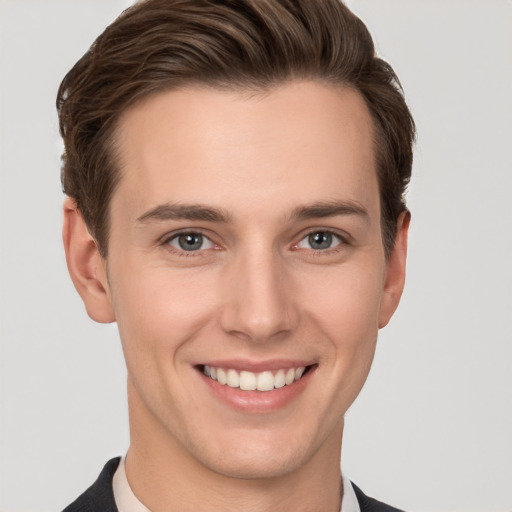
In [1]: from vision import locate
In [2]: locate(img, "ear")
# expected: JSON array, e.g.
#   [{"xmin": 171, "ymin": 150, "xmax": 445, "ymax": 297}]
[
  {"xmin": 378, "ymin": 210, "xmax": 410, "ymax": 329},
  {"xmin": 62, "ymin": 197, "xmax": 115, "ymax": 323}
]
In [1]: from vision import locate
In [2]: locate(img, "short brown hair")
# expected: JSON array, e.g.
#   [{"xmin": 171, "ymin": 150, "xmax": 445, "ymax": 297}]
[{"xmin": 57, "ymin": 0, "xmax": 415, "ymax": 257}]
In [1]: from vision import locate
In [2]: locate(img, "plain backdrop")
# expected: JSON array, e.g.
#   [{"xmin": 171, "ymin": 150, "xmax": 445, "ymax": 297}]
[{"xmin": 1, "ymin": 1, "xmax": 511, "ymax": 511}]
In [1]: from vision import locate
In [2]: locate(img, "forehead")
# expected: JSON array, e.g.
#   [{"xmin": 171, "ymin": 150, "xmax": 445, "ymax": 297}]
[{"xmin": 112, "ymin": 81, "xmax": 378, "ymax": 220}]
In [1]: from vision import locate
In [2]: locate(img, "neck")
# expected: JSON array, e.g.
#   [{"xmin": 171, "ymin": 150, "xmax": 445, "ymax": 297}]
[{"xmin": 125, "ymin": 380, "xmax": 344, "ymax": 512}]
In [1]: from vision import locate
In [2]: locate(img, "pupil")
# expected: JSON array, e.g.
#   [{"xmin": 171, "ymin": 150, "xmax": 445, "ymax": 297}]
[
  {"xmin": 309, "ymin": 232, "xmax": 332, "ymax": 250},
  {"xmin": 178, "ymin": 233, "xmax": 203, "ymax": 251}
]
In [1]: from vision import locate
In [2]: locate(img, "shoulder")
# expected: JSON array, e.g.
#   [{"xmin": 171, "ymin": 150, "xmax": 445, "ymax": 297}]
[
  {"xmin": 61, "ymin": 457, "xmax": 120, "ymax": 512},
  {"xmin": 352, "ymin": 482, "xmax": 406, "ymax": 512}
]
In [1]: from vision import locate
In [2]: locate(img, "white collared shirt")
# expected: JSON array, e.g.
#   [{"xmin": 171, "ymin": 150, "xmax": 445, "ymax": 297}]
[{"xmin": 113, "ymin": 456, "xmax": 361, "ymax": 512}]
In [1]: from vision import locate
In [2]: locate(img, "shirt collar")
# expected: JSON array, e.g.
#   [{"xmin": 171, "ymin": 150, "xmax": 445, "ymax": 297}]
[
  {"xmin": 112, "ymin": 456, "xmax": 150, "ymax": 512},
  {"xmin": 341, "ymin": 471, "xmax": 362, "ymax": 512}
]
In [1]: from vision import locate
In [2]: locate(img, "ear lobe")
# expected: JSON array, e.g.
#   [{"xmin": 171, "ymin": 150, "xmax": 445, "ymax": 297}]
[
  {"xmin": 378, "ymin": 210, "xmax": 410, "ymax": 329},
  {"xmin": 62, "ymin": 198, "xmax": 115, "ymax": 323}
]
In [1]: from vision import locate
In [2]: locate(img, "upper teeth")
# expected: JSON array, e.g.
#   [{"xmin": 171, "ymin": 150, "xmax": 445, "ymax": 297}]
[{"xmin": 203, "ymin": 366, "xmax": 306, "ymax": 392}]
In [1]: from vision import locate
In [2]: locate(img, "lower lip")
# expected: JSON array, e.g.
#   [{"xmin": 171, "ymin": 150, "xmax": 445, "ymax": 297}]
[{"xmin": 199, "ymin": 367, "xmax": 315, "ymax": 413}]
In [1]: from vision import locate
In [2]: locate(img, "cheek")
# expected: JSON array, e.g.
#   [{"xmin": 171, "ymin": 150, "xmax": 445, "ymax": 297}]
[
  {"xmin": 299, "ymin": 261, "xmax": 384, "ymax": 387},
  {"xmin": 109, "ymin": 262, "xmax": 222, "ymax": 356},
  {"xmin": 300, "ymin": 260, "xmax": 384, "ymax": 336}
]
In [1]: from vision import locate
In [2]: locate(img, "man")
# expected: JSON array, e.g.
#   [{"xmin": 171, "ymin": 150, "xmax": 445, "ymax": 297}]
[{"xmin": 58, "ymin": 0, "xmax": 415, "ymax": 510}]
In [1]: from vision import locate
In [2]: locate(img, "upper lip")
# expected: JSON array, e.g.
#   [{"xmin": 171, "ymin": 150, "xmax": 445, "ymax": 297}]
[{"xmin": 195, "ymin": 359, "xmax": 315, "ymax": 372}]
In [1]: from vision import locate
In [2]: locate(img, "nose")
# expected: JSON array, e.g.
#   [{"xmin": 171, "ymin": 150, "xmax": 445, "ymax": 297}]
[{"xmin": 219, "ymin": 249, "xmax": 299, "ymax": 343}]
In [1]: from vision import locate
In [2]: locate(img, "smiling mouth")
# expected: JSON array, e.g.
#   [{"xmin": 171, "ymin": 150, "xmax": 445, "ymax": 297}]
[{"xmin": 200, "ymin": 365, "xmax": 314, "ymax": 392}]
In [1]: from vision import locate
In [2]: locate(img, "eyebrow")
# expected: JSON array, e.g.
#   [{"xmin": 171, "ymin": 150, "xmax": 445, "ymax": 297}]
[
  {"xmin": 136, "ymin": 199, "xmax": 369, "ymax": 225},
  {"xmin": 136, "ymin": 203, "xmax": 232, "ymax": 224},
  {"xmin": 290, "ymin": 200, "xmax": 370, "ymax": 223}
]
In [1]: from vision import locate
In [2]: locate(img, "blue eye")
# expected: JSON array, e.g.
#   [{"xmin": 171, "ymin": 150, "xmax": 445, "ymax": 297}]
[
  {"xmin": 168, "ymin": 232, "xmax": 214, "ymax": 252},
  {"xmin": 297, "ymin": 231, "xmax": 342, "ymax": 250}
]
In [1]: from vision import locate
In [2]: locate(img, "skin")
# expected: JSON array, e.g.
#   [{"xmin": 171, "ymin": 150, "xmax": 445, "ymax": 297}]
[{"xmin": 63, "ymin": 81, "xmax": 409, "ymax": 512}]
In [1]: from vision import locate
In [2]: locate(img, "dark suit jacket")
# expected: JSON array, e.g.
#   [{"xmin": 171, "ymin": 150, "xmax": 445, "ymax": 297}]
[{"xmin": 62, "ymin": 458, "xmax": 404, "ymax": 512}]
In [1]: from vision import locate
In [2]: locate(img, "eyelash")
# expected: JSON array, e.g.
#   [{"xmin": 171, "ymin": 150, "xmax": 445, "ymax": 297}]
[
  {"xmin": 159, "ymin": 228, "xmax": 350, "ymax": 256},
  {"xmin": 293, "ymin": 230, "xmax": 346, "ymax": 252},
  {"xmin": 160, "ymin": 229, "xmax": 217, "ymax": 256}
]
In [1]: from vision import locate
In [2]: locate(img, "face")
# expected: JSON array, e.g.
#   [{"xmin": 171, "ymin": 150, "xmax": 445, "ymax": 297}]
[{"xmin": 68, "ymin": 81, "xmax": 407, "ymax": 480}]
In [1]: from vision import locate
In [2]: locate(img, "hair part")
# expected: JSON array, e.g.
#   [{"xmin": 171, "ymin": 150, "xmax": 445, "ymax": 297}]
[{"xmin": 57, "ymin": 0, "xmax": 415, "ymax": 258}]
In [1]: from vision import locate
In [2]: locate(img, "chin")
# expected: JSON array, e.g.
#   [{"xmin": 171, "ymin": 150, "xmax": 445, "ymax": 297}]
[
  {"xmin": 185, "ymin": 424, "xmax": 323, "ymax": 481},
  {"xmin": 201, "ymin": 445, "xmax": 307, "ymax": 480}
]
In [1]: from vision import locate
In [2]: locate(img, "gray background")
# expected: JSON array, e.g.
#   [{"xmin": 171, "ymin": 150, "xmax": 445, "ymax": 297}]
[{"xmin": 1, "ymin": 1, "xmax": 511, "ymax": 511}]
